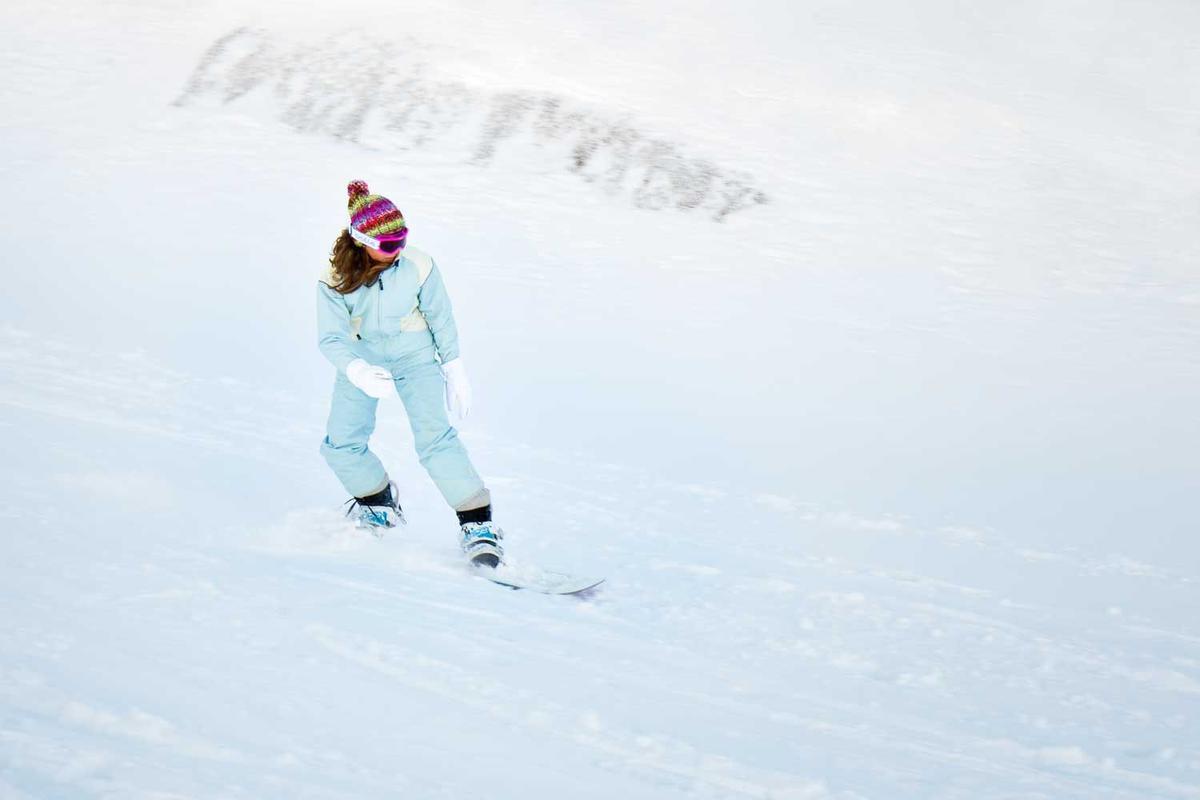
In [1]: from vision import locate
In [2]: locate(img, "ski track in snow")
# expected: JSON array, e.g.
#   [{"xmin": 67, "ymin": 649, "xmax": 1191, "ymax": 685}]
[
  {"xmin": 1, "ymin": 332, "xmax": 1198, "ymax": 798},
  {"xmin": 173, "ymin": 27, "xmax": 771, "ymax": 223}
]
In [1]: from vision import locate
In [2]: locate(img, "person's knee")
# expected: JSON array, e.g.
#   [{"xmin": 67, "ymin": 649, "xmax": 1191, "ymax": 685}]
[
  {"xmin": 414, "ymin": 426, "xmax": 457, "ymax": 464},
  {"xmin": 326, "ymin": 396, "xmax": 379, "ymax": 443},
  {"xmin": 322, "ymin": 435, "xmax": 369, "ymax": 457}
]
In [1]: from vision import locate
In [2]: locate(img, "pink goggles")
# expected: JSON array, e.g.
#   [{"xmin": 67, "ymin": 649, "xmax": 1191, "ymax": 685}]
[{"xmin": 349, "ymin": 225, "xmax": 408, "ymax": 254}]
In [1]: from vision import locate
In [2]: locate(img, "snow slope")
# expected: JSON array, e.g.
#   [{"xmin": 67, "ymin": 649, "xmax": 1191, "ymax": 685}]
[{"xmin": 1, "ymin": 0, "xmax": 1198, "ymax": 797}]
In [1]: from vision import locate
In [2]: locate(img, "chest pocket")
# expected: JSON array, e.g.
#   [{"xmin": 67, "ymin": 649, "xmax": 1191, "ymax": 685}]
[
  {"xmin": 377, "ymin": 250, "xmax": 437, "ymax": 334},
  {"xmin": 379, "ymin": 263, "xmax": 420, "ymax": 323},
  {"xmin": 400, "ymin": 251, "xmax": 436, "ymax": 332}
]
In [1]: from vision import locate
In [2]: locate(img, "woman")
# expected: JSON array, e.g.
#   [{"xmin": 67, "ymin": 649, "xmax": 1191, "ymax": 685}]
[{"xmin": 316, "ymin": 180, "xmax": 502, "ymax": 568}]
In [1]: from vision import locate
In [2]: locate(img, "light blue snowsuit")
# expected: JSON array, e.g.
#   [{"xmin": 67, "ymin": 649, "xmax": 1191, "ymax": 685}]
[{"xmin": 316, "ymin": 245, "xmax": 489, "ymax": 512}]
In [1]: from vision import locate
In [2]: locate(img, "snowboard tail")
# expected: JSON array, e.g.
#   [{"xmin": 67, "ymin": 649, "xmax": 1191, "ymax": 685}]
[{"xmin": 475, "ymin": 564, "xmax": 605, "ymax": 596}]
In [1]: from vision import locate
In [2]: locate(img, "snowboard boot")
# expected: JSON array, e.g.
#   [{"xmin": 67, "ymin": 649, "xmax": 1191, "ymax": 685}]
[
  {"xmin": 457, "ymin": 505, "xmax": 504, "ymax": 568},
  {"xmin": 344, "ymin": 480, "xmax": 405, "ymax": 531}
]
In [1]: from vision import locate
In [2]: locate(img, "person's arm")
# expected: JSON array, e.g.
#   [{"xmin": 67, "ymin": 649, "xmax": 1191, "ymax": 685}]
[
  {"xmin": 417, "ymin": 260, "xmax": 461, "ymax": 364},
  {"xmin": 316, "ymin": 281, "xmax": 362, "ymax": 374}
]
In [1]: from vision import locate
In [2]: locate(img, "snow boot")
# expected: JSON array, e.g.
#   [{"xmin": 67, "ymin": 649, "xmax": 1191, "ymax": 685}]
[
  {"xmin": 457, "ymin": 505, "xmax": 503, "ymax": 568},
  {"xmin": 344, "ymin": 480, "xmax": 405, "ymax": 531}
]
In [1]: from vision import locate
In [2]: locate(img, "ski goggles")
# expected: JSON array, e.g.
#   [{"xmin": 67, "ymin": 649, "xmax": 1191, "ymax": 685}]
[{"xmin": 349, "ymin": 225, "xmax": 408, "ymax": 253}]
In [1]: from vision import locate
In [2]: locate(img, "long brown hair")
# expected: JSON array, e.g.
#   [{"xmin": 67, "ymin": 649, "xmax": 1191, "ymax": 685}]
[{"xmin": 327, "ymin": 229, "xmax": 389, "ymax": 294}]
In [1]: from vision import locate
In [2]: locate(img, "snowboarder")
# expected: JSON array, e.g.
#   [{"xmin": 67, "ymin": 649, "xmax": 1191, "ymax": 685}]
[{"xmin": 316, "ymin": 180, "xmax": 502, "ymax": 568}]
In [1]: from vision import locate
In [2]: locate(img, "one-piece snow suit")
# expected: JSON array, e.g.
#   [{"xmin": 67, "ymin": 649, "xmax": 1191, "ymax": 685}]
[{"xmin": 316, "ymin": 245, "xmax": 489, "ymax": 512}]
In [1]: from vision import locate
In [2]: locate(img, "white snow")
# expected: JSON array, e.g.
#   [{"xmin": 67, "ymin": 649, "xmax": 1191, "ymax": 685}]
[{"xmin": 2, "ymin": 0, "xmax": 1198, "ymax": 797}]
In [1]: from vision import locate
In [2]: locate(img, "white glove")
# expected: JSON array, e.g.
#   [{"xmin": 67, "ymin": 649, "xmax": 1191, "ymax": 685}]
[
  {"xmin": 441, "ymin": 358, "xmax": 472, "ymax": 421},
  {"xmin": 346, "ymin": 358, "xmax": 394, "ymax": 399}
]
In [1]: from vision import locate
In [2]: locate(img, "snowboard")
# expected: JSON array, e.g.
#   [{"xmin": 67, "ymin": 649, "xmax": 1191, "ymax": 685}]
[{"xmin": 474, "ymin": 563, "xmax": 605, "ymax": 596}]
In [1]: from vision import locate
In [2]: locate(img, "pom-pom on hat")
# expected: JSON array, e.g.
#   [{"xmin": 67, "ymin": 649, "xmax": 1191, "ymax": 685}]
[{"xmin": 346, "ymin": 180, "xmax": 406, "ymax": 239}]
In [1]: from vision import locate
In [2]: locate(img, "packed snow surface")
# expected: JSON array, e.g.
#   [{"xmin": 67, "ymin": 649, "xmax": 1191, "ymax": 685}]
[{"xmin": 2, "ymin": 0, "xmax": 1198, "ymax": 797}]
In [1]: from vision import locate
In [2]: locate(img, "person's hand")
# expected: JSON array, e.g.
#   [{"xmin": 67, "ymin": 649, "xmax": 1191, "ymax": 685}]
[
  {"xmin": 441, "ymin": 358, "xmax": 472, "ymax": 421},
  {"xmin": 346, "ymin": 358, "xmax": 394, "ymax": 399}
]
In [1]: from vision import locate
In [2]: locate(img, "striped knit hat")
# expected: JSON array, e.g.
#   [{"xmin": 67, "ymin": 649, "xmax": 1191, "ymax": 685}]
[{"xmin": 346, "ymin": 180, "xmax": 405, "ymax": 239}]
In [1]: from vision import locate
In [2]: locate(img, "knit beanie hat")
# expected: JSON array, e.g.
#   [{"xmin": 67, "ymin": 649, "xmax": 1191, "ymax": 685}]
[{"xmin": 346, "ymin": 180, "xmax": 406, "ymax": 238}]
